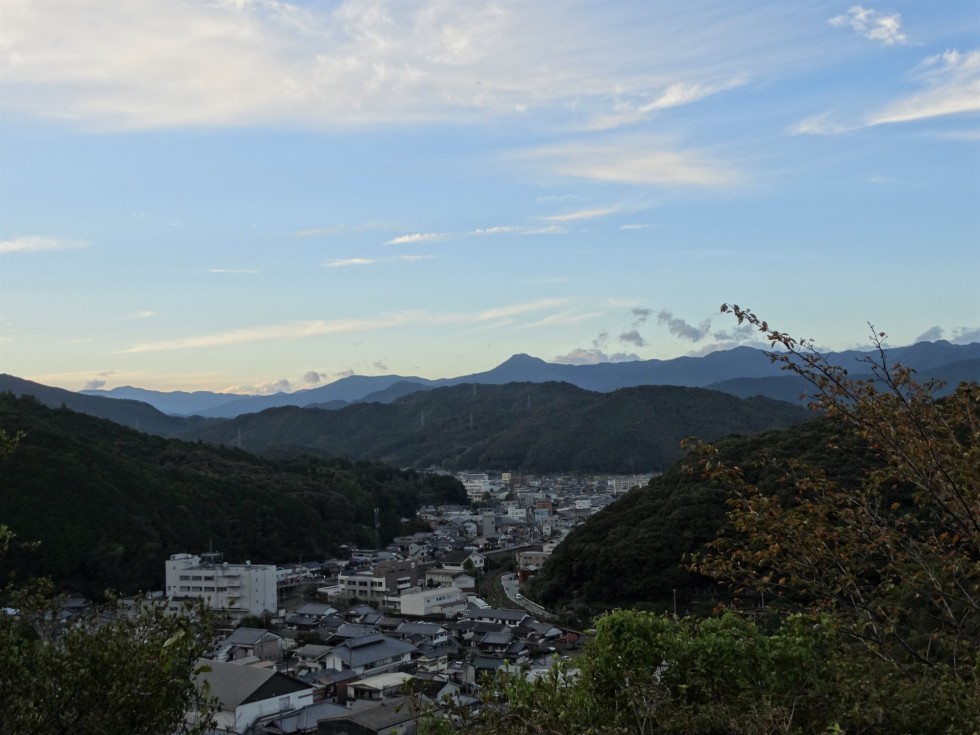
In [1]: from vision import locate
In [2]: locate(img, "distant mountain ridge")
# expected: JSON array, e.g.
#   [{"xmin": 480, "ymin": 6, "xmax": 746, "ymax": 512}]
[
  {"xmin": 180, "ymin": 381, "xmax": 809, "ymax": 473},
  {"xmin": 78, "ymin": 340, "xmax": 980, "ymax": 418}
]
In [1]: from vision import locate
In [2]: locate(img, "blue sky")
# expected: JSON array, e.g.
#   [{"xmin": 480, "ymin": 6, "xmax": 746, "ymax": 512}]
[{"xmin": 1, "ymin": 1, "xmax": 978, "ymax": 394}]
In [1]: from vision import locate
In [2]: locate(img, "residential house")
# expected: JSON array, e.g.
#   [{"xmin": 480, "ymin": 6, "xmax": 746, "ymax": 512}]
[
  {"xmin": 194, "ymin": 659, "xmax": 316, "ymax": 734},
  {"xmin": 322, "ymin": 633, "xmax": 416, "ymax": 676},
  {"xmin": 215, "ymin": 628, "xmax": 285, "ymax": 662}
]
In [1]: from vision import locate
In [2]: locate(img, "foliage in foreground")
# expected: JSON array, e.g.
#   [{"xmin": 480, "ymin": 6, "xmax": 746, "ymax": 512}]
[
  {"xmin": 424, "ymin": 608, "xmax": 976, "ymax": 735},
  {"xmin": 0, "ymin": 526, "xmax": 218, "ymax": 735}
]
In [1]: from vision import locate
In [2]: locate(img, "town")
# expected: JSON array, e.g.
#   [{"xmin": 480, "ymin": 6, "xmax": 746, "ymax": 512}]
[{"xmin": 53, "ymin": 471, "xmax": 655, "ymax": 734}]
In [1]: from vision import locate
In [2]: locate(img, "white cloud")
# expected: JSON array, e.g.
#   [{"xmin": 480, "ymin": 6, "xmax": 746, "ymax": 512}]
[
  {"xmin": 323, "ymin": 257, "xmax": 375, "ymax": 267},
  {"xmin": 519, "ymin": 310, "xmax": 606, "ymax": 329},
  {"xmin": 793, "ymin": 49, "xmax": 980, "ymax": 135},
  {"xmin": 0, "ymin": 1, "xmax": 815, "ymax": 132},
  {"xmin": 0, "ymin": 236, "xmax": 88, "ymax": 254},
  {"xmin": 223, "ymin": 378, "xmax": 293, "ymax": 395},
  {"xmin": 517, "ymin": 139, "xmax": 736, "ymax": 187},
  {"xmin": 619, "ymin": 223, "xmax": 651, "ymax": 230},
  {"xmin": 786, "ymin": 112, "xmax": 854, "ymax": 136},
  {"xmin": 553, "ymin": 348, "xmax": 639, "ymax": 365},
  {"xmin": 386, "ymin": 232, "xmax": 446, "ymax": 245},
  {"xmin": 586, "ymin": 75, "xmax": 747, "ymax": 131},
  {"xmin": 914, "ymin": 326, "xmax": 944, "ymax": 342},
  {"xmin": 829, "ymin": 6, "xmax": 908, "ymax": 46},
  {"xmin": 951, "ymin": 326, "xmax": 980, "ymax": 344},
  {"xmin": 386, "ymin": 224, "xmax": 564, "ymax": 245},
  {"xmin": 866, "ymin": 50, "xmax": 980, "ymax": 126},
  {"xmin": 121, "ymin": 298, "xmax": 570, "ymax": 352},
  {"xmin": 541, "ymin": 206, "xmax": 619, "ymax": 222}
]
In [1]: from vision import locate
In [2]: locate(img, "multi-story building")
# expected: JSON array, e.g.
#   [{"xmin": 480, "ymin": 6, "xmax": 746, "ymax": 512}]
[
  {"xmin": 336, "ymin": 560, "xmax": 422, "ymax": 607},
  {"xmin": 165, "ymin": 552, "xmax": 277, "ymax": 620}
]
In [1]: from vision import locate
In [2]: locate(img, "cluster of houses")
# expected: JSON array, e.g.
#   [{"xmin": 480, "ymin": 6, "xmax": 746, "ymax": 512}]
[{"xmin": 194, "ymin": 598, "xmax": 582, "ymax": 734}]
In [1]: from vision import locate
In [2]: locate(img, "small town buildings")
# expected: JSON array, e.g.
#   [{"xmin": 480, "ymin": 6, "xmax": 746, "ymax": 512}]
[
  {"xmin": 397, "ymin": 586, "xmax": 467, "ymax": 617},
  {"xmin": 195, "ymin": 659, "xmax": 316, "ymax": 734},
  {"xmin": 322, "ymin": 633, "xmax": 416, "ymax": 676},
  {"xmin": 215, "ymin": 628, "xmax": 285, "ymax": 662},
  {"xmin": 166, "ymin": 552, "xmax": 277, "ymax": 620}
]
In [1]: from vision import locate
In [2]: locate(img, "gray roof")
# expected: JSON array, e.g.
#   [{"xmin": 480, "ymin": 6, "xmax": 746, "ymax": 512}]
[
  {"xmin": 396, "ymin": 621, "xmax": 445, "ymax": 637},
  {"xmin": 294, "ymin": 644, "xmax": 332, "ymax": 660},
  {"xmin": 223, "ymin": 627, "xmax": 280, "ymax": 646},
  {"xmin": 335, "ymin": 622, "xmax": 378, "ymax": 639},
  {"xmin": 330, "ymin": 634, "xmax": 417, "ymax": 669},
  {"xmin": 196, "ymin": 659, "xmax": 309, "ymax": 710},
  {"xmin": 267, "ymin": 700, "xmax": 350, "ymax": 733},
  {"xmin": 471, "ymin": 608, "xmax": 531, "ymax": 623},
  {"xmin": 295, "ymin": 602, "xmax": 337, "ymax": 617},
  {"xmin": 480, "ymin": 630, "xmax": 514, "ymax": 646}
]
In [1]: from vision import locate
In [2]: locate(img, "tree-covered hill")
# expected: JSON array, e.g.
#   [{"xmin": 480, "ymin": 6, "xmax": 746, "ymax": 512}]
[
  {"xmin": 526, "ymin": 416, "xmax": 876, "ymax": 613},
  {"xmin": 182, "ymin": 381, "xmax": 809, "ymax": 473},
  {"xmin": 0, "ymin": 393, "xmax": 464, "ymax": 596},
  {"xmin": 0, "ymin": 373, "xmax": 216, "ymax": 436}
]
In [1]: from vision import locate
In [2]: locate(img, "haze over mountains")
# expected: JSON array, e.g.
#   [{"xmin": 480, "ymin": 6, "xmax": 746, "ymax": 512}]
[{"xmin": 79, "ymin": 341, "xmax": 980, "ymax": 418}]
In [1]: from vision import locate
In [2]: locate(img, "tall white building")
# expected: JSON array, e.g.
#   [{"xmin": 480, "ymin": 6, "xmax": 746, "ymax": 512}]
[{"xmin": 165, "ymin": 552, "xmax": 277, "ymax": 619}]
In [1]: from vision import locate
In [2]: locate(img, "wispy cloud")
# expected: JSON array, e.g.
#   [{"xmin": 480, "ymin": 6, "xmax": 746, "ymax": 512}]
[
  {"xmin": 619, "ymin": 223, "xmax": 652, "ymax": 231},
  {"xmin": 786, "ymin": 112, "xmax": 854, "ymax": 136},
  {"xmin": 866, "ymin": 50, "xmax": 980, "ymax": 126},
  {"xmin": 386, "ymin": 232, "xmax": 447, "ymax": 245},
  {"xmin": 541, "ymin": 206, "xmax": 619, "ymax": 222},
  {"xmin": 121, "ymin": 299, "xmax": 571, "ymax": 353},
  {"xmin": 519, "ymin": 309, "xmax": 606, "ymax": 329},
  {"xmin": 586, "ymin": 75, "xmax": 748, "ymax": 131},
  {"xmin": 792, "ymin": 49, "xmax": 980, "ymax": 135},
  {"xmin": 323, "ymin": 258, "xmax": 375, "ymax": 268},
  {"xmin": 553, "ymin": 330, "xmax": 639, "ymax": 365},
  {"xmin": 0, "ymin": 236, "xmax": 88, "ymax": 254},
  {"xmin": 0, "ymin": 2, "xmax": 817, "ymax": 132},
  {"xmin": 829, "ymin": 6, "xmax": 908, "ymax": 46},
  {"xmin": 386, "ymin": 224, "xmax": 564, "ymax": 245},
  {"xmin": 516, "ymin": 138, "xmax": 737, "ymax": 187}
]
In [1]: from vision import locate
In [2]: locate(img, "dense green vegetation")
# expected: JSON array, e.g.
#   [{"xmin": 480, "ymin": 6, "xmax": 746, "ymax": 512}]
[
  {"xmin": 184, "ymin": 381, "xmax": 807, "ymax": 473},
  {"xmin": 0, "ymin": 393, "xmax": 464, "ymax": 595},
  {"xmin": 527, "ymin": 416, "xmax": 876, "ymax": 613},
  {"xmin": 433, "ymin": 607, "xmax": 977, "ymax": 734}
]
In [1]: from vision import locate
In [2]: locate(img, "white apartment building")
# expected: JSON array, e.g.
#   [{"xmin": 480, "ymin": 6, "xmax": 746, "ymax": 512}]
[
  {"xmin": 608, "ymin": 474, "xmax": 653, "ymax": 494},
  {"xmin": 398, "ymin": 586, "xmax": 467, "ymax": 617},
  {"xmin": 165, "ymin": 552, "xmax": 277, "ymax": 619}
]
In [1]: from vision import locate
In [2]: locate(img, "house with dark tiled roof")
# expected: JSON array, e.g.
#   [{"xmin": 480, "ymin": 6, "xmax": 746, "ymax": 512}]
[
  {"xmin": 215, "ymin": 627, "xmax": 285, "ymax": 662},
  {"xmin": 194, "ymin": 659, "xmax": 315, "ymax": 734},
  {"xmin": 316, "ymin": 696, "xmax": 417, "ymax": 735},
  {"xmin": 322, "ymin": 633, "xmax": 416, "ymax": 676},
  {"xmin": 292, "ymin": 643, "xmax": 332, "ymax": 673}
]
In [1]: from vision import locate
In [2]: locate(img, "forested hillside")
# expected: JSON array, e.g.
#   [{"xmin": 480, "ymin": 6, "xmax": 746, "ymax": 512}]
[
  {"xmin": 183, "ymin": 381, "xmax": 808, "ymax": 473},
  {"xmin": 526, "ymin": 417, "xmax": 877, "ymax": 613},
  {"xmin": 0, "ymin": 393, "xmax": 464, "ymax": 596}
]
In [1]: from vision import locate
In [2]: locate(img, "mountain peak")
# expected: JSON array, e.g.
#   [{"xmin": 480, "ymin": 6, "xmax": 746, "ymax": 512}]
[{"xmin": 498, "ymin": 353, "xmax": 547, "ymax": 367}]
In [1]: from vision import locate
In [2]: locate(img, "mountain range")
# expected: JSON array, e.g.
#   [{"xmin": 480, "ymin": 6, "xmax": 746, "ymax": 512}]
[{"xmin": 79, "ymin": 341, "xmax": 980, "ymax": 418}]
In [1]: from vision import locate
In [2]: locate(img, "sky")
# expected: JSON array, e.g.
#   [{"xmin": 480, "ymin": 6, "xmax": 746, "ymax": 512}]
[{"xmin": 1, "ymin": 1, "xmax": 978, "ymax": 395}]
